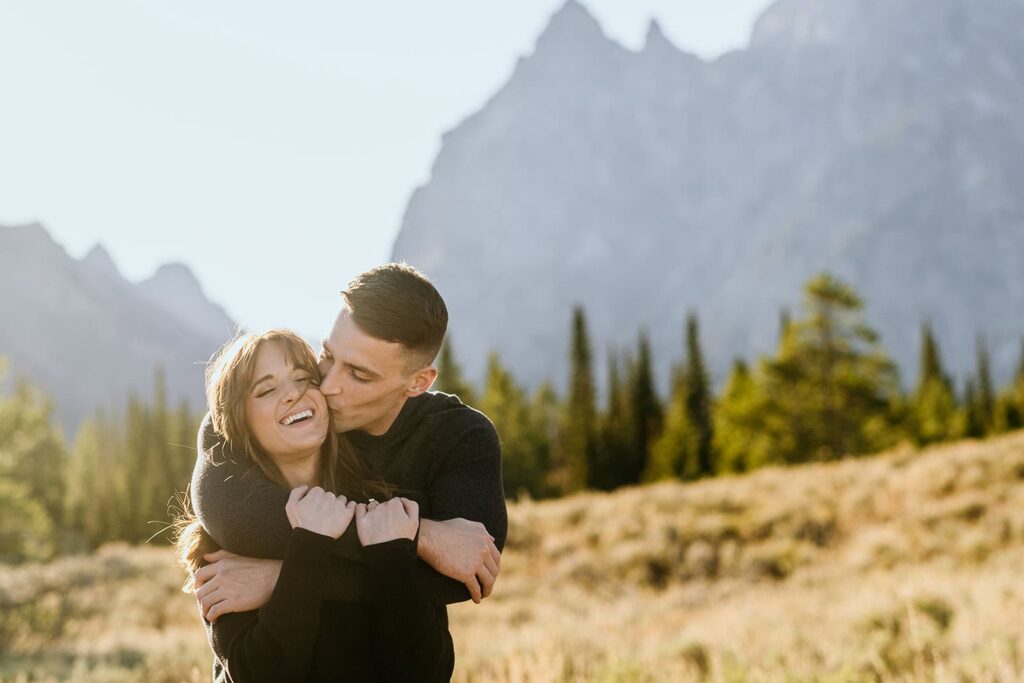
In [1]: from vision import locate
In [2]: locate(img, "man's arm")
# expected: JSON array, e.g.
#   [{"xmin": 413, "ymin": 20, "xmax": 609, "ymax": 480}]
[
  {"xmin": 327, "ymin": 417, "xmax": 508, "ymax": 605},
  {"xmin": 192, "ymin": 412, "xmax": 505, "ymax": 609}
]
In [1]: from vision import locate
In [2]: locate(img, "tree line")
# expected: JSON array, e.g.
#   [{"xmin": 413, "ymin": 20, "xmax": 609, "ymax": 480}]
[
  {"xmin": 436, "ymin": 272, "xmax": 1024, "ymax": 499},
  {"xmin": 0, "ymin": 367, "xmax": 200, "ymax": 561},
  {"xmin": 1, "ymin": 271, "xmax": 1023, "ymax": 561}
]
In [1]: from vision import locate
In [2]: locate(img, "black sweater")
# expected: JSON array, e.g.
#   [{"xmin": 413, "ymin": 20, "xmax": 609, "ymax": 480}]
[
  {"xmin": 190, "ymin": 392, "xmax": 508, "ymax": 675},
  {"xmin": 206, "ymin": 528, "xmax": 453, "ymax": 682}
]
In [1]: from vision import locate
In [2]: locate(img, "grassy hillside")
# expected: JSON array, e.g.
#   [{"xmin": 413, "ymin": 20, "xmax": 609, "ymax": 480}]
[{"xmin": 2, "ymin": 432, "xmax": 1023, "ymax": 682}]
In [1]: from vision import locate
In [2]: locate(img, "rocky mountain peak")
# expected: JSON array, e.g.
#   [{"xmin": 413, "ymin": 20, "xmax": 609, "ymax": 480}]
[{"xmin": 81, "ymin": 244, "xmax": 123, "ymax": 281}]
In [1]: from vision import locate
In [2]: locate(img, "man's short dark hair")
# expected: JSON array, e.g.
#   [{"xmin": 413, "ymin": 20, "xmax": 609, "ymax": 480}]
[{"xmin": 341, "ymin": 263, "xmax": 448, "ymax": 371}]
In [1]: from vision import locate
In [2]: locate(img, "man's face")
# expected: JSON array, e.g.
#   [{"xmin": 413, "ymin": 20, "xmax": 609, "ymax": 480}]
[{"xmin": 317, "ymin": 307, "xmax": 434, "ymax": 435}]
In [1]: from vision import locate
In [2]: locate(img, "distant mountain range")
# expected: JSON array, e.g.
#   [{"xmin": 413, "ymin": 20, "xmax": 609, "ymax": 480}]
[
  {"xmin": 392, "ymin": 0, "xmax": 1024, "ymax": 394},
  {"xmin": 0, "ymin": 223, "xmax": 236, "ymax": 433}
]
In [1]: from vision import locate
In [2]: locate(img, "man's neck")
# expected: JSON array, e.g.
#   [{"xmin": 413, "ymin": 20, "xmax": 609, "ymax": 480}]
[{"xmin": 359, "ymin": 396, "xmax": 410, "ymax": 437}]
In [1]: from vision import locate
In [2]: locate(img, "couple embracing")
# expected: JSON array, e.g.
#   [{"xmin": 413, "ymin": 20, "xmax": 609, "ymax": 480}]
[{"xmin": 176, "ymin": 263, "xmax": 508, "ymax": 681}]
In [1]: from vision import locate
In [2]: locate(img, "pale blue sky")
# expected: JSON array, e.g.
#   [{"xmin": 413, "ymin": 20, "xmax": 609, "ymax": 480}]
[{"xmin": 1, "ymin": 0, "xmax": 773, "ymax": 338}]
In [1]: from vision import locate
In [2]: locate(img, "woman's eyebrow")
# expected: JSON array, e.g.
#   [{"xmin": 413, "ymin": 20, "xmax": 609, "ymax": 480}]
[{"xmin": 250, "ymin": 374, "xmax": 274, "ymax": 390}]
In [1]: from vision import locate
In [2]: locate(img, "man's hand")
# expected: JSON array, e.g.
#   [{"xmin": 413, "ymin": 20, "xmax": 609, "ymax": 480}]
[
  {"xmin": 192, "ymin": 550, "xmax": 283, "ymax": 623},
  {"xmin": 417, "ymin": 518, "xmax": 501, "ymax": 604}
]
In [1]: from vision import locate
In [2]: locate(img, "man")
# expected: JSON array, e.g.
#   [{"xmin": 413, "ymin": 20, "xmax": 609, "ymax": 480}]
[{"xmin": 190, "ymin": 263, "xmax": 507, "ymax": 678}]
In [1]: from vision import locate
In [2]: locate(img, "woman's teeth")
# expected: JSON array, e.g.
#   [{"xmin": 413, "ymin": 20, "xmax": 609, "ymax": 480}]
[{"xmin": 281, "ymin": 409, "xmax": 314, "ymax": 426}]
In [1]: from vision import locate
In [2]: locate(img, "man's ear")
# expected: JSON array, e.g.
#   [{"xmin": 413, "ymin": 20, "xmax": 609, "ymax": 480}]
[{"xmin": 406, "ymin": 366, "xmax": 438, "ymax": 397}]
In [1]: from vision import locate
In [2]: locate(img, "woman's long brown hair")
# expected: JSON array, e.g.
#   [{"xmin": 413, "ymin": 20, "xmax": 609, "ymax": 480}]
[{"xmin": 175, "ymin": 329, "xmax": 391, "ymax": 591}]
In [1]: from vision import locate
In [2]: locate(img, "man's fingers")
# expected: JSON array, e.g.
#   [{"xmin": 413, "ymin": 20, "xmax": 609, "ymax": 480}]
[
  {"xmin": 483, "ymin": 551, "xmax": 499, "ymax": 579},
  {"xmin": 487, "ymin": 541, "xmax": 501, "ymax": 568},
  {"xmin": 206, "ymin": 599, "xmax": 230, "ymax": 623},
  {"xmin": 355, "ymin": 503, "xmax": 367, "ymax": 521},
  {"xmin": 203, "ymin": 549, "xmax": 236, "ymax": 563},
  {"xmin": 465, "ymin": 576, "xmax": 483, "ymax": 604},
  {"xmin": 477, "ymin": 565, "xmax": 496, "ymax": 600},
  {"xmin": 195, "ymin": 578, "xmax": 219, "ymax": 601},
  {"xmin": 199, "ymin": 588, "xmax": 224, "ymax": 616},
  {"xmin": 193, "ymin": 563, "xmax": 218, "ymax": 589}
]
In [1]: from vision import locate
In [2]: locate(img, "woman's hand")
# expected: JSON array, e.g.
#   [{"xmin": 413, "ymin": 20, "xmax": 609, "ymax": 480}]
[
  {"xmin": 285, "ymin": 485, "xmax": 356, "ymax": 539},
  {"xmin": 355, "ymin": 497, "xmax": 420, "ymax": 546}
]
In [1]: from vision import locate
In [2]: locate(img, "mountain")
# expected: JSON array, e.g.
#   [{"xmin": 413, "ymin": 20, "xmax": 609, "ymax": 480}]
[
  {"xmin": 0, "ymin": 223, "xmax": 237, "ymax": 432},
  {"xmin": 392, "ymin": 0, "xmax": 1024, "ymax": 394}
]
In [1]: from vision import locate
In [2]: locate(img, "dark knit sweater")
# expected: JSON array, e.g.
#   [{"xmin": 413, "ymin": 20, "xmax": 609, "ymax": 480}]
[
  {"xmin": 190, "ymin": 391, "xmax": 508, "ymax": 676},
  {"xmin": 206, "ymin": 528, "xmax": 454, "ymax": 682}
]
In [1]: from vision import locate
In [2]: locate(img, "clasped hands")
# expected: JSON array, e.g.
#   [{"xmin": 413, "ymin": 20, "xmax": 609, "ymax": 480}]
[{"xmin": 193, "ymin": 487, "xmax": 501, "ymax": 621}]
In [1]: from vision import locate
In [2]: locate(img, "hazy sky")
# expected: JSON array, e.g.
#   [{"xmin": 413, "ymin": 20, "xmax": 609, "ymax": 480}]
[{"xmin": 1, "ymin": 0, "xmax": 773, "ymax": 339}]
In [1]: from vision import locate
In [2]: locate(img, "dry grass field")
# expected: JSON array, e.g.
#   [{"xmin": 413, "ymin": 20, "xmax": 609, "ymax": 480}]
[{"xmin": 2, "ymin": 432, "xmax": 1023, "ymax": 682}]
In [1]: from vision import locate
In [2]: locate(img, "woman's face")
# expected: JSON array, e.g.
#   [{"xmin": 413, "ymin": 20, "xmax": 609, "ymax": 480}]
[{"xmin": 243, "ymin": 340, "xmax": 329, "ymax": 463}]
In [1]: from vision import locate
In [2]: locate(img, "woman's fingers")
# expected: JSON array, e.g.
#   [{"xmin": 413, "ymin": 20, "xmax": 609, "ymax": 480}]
[
  {"xmin": 399, "ymin": 497, "xmax": 419, "ymax": 520},
  {"xmin": 288, "ymin": 485, "xmax": 309, "ymax": 504},
  {"xmin": 354, "ymin": 502, "xmax": 367, "ymax": 521}
]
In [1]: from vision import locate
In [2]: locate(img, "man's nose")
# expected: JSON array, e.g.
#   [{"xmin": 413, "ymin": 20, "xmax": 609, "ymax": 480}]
[{"xmin": 320, "ymin": 367, "xmax": 341, "ymax": 396}]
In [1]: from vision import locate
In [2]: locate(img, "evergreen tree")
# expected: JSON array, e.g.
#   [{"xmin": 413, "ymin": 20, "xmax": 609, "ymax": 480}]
[
  {"xmin": 974, "ymin": 336, "xmax": 995, "ymax": 435},
  {"xmin": 627, "ymin": 332, "xmax": 662, "ymax": 484},
  {"xmin": 0, "ymin": 365, "xmax": 62, "ymax": 560},
  {"xmin": 754, "ymin": 273, "xmax": 901, "ymax": 463},
  {"xmin": 911, "ymin": 322, "xmax": 960, "ymax": 444},
  {"xmin": 562, "ymin": 307, "xmax": 597, "ymax": 493},
  {"xmin": 682, "ymin": 313, "xmax": 715, "ymax": 477},
  {"xmin": 593, "ymin": 353, "xmax": 633, "ymax": 491},
  {"xmin": 646, "ymin": 313, "xmax": 714, "ymax": 481},
  {"xmin": 712, "ymin": 359, "xmax": 770, "ymax": 473},
  {"xmin": 526, "ymin": 381, "xmax": 558, "ymax": 499},
  {"xmin": 435, "ymin": 340, "xmax": 478, "ymax": 407},
  {"xmin": 963, "ymin": 378, "xmax": 985, "ymax": 438},
  {"xmin": 0, "ymin": 376, "xmax": 66, "ymax": 532},
  {"xmin": 645, "ymin": 386, "xmax": 693, "ymax": 481},
  {"xmin": 480, "ymin": 353, "xmax": 545, "ymax": 499},
  {"xmin": 1001, "ymin": 340, "xmax": 1024, "ymax": 431}
]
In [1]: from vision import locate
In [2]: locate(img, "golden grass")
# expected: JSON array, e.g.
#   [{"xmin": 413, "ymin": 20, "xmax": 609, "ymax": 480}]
[{"xmin": 2, "ymin": 432, "xmax": 1023, "ymax": 682}]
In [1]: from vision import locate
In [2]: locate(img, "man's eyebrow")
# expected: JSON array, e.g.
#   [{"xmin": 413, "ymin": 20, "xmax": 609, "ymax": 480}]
[{"xmin": 342, "ymin": 361, "xmax": 381, "ymax": 378}]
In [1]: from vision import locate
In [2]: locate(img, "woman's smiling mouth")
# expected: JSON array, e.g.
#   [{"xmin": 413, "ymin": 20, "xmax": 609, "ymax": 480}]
[{"xmin": 280, "ymin": 408, "xmax": 314, "ymax": 426}]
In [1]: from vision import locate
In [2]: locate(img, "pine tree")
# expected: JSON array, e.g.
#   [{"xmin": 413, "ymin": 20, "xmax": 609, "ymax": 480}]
[
  {"xmin": 974, "ymin": 336, "xmax": 995, "ymax": 435},
  {"xmin": 1002, "ymin": 340, "xmax": 1024, "ymax": 431},
  {"xmin": 682, "ymin": 313, "xmax": 715, "ymax": 477},
  {"xmin": 593, "ymin": 353, "xmax": 633, "ymax": 490},
  {"xmin": 435, "ymin": 340, "xmax": 479, "ymax": 407},
  {"xmin": 480, "ymin": 353, "xmax": 544, "ymax": 499},
  {"xmin": 911, "ymin": 322, "xmax": 959, "ymax": 444},
  {"xmin": 0, "ymin": 377, "xmax": 66, "ymax": 532},
  {"xmin": 712, "ymin": 359, "xmax": 771, "ymax": 473},
  {"xmin": 562, "ymin": 306, "xmax": 597, "ymax": 493},
  {"xmin": 627, "ymin": 332, "xmax": 662, "ymax": 484},
  {"xmin": 0, "ymin": 366, "xmax": 62, "ymax": 560},
  {"xmin": 754, "ymin": 273, "xmax": 901, "ymax": 463},
  {"xmin": 963, "ymin": 378, "xmax": 985, "ymax": 438}
]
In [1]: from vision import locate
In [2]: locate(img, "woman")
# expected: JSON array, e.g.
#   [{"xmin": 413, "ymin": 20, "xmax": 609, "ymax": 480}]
[{"xmin": 176, "ymin": 329, "xmax": 452, "ymax": 681}]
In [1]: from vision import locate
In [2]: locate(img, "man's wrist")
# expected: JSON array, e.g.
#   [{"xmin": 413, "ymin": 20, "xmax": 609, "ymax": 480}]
[{"xmin": 416, "ymin": 518, "xmax": 439, "ymax": 563}]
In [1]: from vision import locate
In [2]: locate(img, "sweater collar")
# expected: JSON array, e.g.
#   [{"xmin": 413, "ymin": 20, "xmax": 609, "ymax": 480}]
[{"xmin": 345, "ymin": 392, "xmax": 432, "ymax": 454}]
